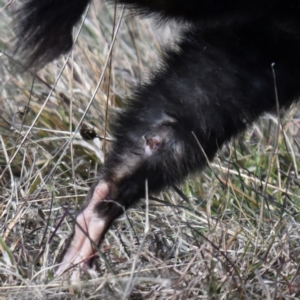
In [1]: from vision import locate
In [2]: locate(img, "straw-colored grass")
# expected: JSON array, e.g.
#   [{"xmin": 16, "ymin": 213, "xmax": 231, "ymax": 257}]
[{"xmin": 1, "ymin": 1, "xmax": 300, "ymax": 299}]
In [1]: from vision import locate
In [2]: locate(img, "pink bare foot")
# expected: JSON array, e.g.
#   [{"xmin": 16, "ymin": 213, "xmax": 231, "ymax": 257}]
[{"xmin": 55, "ymin": 181, "xmax": 118, "ymax": 279}]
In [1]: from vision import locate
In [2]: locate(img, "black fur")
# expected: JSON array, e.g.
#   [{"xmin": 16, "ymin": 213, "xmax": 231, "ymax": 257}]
[
  {"xmin": 16, "ymin": 0, "xmax": 300, "ymax": 261},
  {"xmin": 16, "ymin": 0, "xmax": 90, "ymax": 68}
]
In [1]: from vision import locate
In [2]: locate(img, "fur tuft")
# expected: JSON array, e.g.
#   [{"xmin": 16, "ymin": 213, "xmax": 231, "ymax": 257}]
[{"xmin": 15, "ymin": 0, "xmax": 91, "ymax": 69}]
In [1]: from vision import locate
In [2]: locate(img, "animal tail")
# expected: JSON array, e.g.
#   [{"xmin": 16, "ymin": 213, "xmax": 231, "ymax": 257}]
[{"xmin": 15, "ymin": 0, "xmax": 91, "ymax": 69}]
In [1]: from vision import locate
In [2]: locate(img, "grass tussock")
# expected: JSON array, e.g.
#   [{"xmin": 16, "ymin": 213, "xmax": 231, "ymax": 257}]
[{"xmin": 1, "ymin": 1, "xmax": 300, "ymax": 299}]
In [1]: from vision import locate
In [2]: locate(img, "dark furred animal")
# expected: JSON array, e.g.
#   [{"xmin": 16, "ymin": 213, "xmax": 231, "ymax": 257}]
[{"xmin": 17, "ymin": 0, "xmax": 300, "ymax": 277}]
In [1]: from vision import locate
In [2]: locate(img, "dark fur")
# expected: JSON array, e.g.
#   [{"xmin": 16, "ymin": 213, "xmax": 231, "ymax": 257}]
[{"xmin": 16, "ymin": 0, "xmax": 300, "ymax": 261}]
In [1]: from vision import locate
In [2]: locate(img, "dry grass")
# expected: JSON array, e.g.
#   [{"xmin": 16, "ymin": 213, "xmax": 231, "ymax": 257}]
[{"xmin": 1, "ymin": 1, "xmax": 300, "ymax": 299}]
